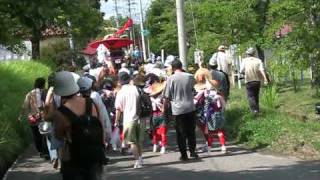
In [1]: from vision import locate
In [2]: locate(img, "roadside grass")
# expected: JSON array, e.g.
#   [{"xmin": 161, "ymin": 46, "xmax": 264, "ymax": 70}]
[
  {"xmin": 277, "ymin": 84, "xmax": 320, "ymax": 121},
  {"xmin": 225, "ymin": 85, "xmax": 320, "ymax": 160},
  {"xmin": 0, "ymin": 61, "xmax": 51, "ymax": 177}
]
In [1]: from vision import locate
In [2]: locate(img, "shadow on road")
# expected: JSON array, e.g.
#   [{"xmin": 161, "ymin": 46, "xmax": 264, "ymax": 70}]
[{"xmin": 106, "ymin": 160, "xmax": 320, "ymax": 180}]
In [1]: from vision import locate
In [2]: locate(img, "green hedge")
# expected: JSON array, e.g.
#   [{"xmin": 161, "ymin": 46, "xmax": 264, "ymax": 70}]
[{"xmin": 0, "ymin": 61, "xmax": 51, "ymax": 177}]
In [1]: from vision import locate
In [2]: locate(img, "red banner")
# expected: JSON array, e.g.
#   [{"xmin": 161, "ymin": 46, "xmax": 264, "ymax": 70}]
[{"xmin": 114, "ymin": 18, "xmax": 133, "ymax": 36}]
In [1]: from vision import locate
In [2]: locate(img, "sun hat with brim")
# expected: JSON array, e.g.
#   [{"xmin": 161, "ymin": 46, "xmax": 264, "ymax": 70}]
[
  {"xmin": 53, "ymin": 71, "xmax": 80, "ymax": 96},
  {"xmin": 149, "ymin": 81, "xmax": 166, "ymax": 96},
  {"xmin": 218, "ymin": 45, "xmax": 226, "ymax": 51},
  {"xmin": 246, "ymin": 47, "xmax": 256, "ymax": 55},
  {"xmin": 118, "ymin": 71, "xmax": 131, "ymax": 85},
  {"xmin": 77, "ymin": 77, "xmax": 93, "ymax": 92}
]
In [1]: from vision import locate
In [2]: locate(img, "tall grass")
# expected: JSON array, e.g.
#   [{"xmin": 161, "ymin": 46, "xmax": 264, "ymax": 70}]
[
  {"xmin": 261, "ymin": 85, "xmax": 279, "ymax": 109},
  {"xmin": 0, "ymin": 61, "xmax": 51, "ymax": 177},
  {"xmin": 226, "ymin": 87, "xmax": 320, "ymax": 159}
]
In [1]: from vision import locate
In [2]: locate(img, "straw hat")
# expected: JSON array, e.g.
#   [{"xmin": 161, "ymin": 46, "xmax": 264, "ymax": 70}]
[
  {"xmin": 149, "ymin": 81, "xmax": 166, "ymax": 96},
  {"xmin": 218, "ymin": 45, "xmax": 226, "ymax": 51},
  {"xmin": 53, "ymin": 71, "xmax": 80, "ymax": 96}
]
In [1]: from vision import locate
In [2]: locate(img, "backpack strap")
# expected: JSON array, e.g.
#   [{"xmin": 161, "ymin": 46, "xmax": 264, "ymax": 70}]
[
  {"xmin": 85, "ymin": 98, "xmax": 93, "ymax": 116},
  {"xmin": 58, "ymin": 105, "xmax": 80, "ymax": 123},
  {"xmin": 85, "ymin": 97, "xmax": 100, "ymax": 121}
]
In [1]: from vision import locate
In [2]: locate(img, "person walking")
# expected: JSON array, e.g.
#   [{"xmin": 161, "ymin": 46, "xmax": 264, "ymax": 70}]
[
  {"xmin": 208, "ymin": 59, "xmax": 230, "ymax": 100},
  {"xmin": 115, "ymin": 72, "xmax": 144, "ymax": 168},
  {"xmin": 209, "ymin": 45, "xmax": 233, "ymax": 76},
  {"xmin": 19, "ymin": 77, "xmax": 49, "ymax": 159},
  {"xmin": 240, "ymin": 47, "xmax": 268, "ymax": 114},
  {"xmin": 209, "ymin": 45, "xmax": 233, "ymax": 87},
  {"xmin": 77, "ymin": 77, "xmax": 112, "ymax": 146},
  {"xmin": 149, "ymin": 81, "xmax": 167, "ymax": 154},
  {"xmin": 163, "ymin": 59, "xmax": 199, "ymax": 161},
  {"xmin": 50, "ymin": 71, "xmax": 105, "ymax": 180}
]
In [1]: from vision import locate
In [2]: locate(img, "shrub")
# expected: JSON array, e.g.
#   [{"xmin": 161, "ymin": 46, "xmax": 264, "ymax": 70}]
[{"xmin": 0, "ymin": 61, "xmax": 51, "ymax": 177}]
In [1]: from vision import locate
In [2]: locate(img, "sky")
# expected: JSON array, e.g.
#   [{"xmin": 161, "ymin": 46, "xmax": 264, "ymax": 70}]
[{"xmin": 100, "ymin": 0, "xmax": 152, "ymax": 23}]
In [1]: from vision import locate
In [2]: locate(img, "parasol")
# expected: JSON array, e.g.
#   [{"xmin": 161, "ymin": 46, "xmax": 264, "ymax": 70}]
[{"xmin": 88, "ymin": 37, "xmax": 133, "ymax": 50}]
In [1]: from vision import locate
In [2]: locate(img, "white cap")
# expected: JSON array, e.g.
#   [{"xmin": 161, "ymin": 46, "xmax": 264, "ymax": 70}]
[{"xmin": 246, "ymin": 47, "xmax": 256, "ymax": 55}]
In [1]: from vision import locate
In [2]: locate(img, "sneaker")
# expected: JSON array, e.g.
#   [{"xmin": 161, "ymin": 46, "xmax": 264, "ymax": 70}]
[
  {"xmin": 160, "ymin": 146, "xmax": 166, "ymax": 154},
  {"xmin": 139, "ymin": 156, "xmax": 144, "ymax": 165},
  {"xmin": 221, "ymin": 145, "xmax": 227, "ymax": 154},
  {"xmin": 190, "ymin": 152, "xmax": 199, "ymax": 159},
  {"xmin": 153, "ymin": 144, "xmax": 158, "ymax": 153},
  {"xmin": 199, "ymin": 145, "xmax": 208, "ymax": 153},
  {"xmin": 133, "ymin": 160, "xmax": 143, "ymax": 169}
]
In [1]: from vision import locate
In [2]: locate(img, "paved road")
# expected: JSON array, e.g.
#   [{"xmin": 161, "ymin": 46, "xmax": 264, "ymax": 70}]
[{"xmin": 4, "ymin": 129, "xmax": 320, "ymax": 180}]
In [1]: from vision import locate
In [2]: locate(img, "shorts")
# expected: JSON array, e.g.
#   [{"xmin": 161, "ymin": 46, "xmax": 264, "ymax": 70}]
[{"xmin": 123, "ymin": 121, "xmax": 144, "ymax": 147}]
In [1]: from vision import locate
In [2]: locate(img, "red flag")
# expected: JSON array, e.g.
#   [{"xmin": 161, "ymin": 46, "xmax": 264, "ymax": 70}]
[{"xmin": 114, "ymin": 18, "xmax": 133, "ymax": 36}]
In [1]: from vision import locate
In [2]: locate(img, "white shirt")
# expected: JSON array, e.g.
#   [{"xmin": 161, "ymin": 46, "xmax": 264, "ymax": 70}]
[
  {"xmin": 97, "ymin": 44, "xmax": 108, "ymax": 64},
  {"xmin": 210, "ymin": 51, "xmax": 232, "ymax": 74},
  {"xmin": 89, "ymin": 67, "xmax": 103, "ymax": 81},
  {"xmin": 118, "ymin": 67, "xmax": 130, "ymax": 75},
  {"xmin": 115, "ymin": 84, "xmax": 140, "ymax": 124},
  {"xmin": 91, "ymin": 91, "xmax": 112, "ymax": 137},
  {"xmin": 240, "ymin": 56, "xmax": 265, "ymax": 83}
]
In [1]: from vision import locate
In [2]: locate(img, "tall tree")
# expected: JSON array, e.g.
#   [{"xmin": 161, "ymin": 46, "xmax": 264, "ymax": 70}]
[{"xmin": 0, "ymin": 0, "xmax": 105, "ymax": 59}]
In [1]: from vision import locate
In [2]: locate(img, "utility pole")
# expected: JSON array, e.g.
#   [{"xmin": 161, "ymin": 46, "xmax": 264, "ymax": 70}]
[
  {"xmin": 127, "ymin": 0, "xmax": 135, "ymax": 44},
  {"xmin": 114, "ymin": 0, "xmax": 120, "ymax": 28},
  {"xmin": 138, "ymin": 0, "xmax": 147, "ymax": 62},
  {"xmin": 176, "ymin": 0, "xmax": 187, "ymax": 70}
]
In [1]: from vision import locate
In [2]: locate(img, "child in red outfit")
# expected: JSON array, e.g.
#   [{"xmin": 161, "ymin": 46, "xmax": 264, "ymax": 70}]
[{"xmin": 149, "ymin": 82, "xmax": 167, "ymax": 154}]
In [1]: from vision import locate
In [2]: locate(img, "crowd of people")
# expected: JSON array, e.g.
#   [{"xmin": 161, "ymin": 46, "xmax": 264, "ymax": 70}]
[{"xmin": 19, "ymin": 45, "xmax": 268, "ymax": 180}]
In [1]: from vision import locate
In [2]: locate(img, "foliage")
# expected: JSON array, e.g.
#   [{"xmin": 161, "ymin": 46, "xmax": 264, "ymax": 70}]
[
  {"xmin": 266, "ymin": 0, "xmax": 320, "ymax": 90},
  {"xmin": 261, "ymin": 85, "xmax": 279, "ymax": 109},
  {"xmin": 146, "ymin": 0, "xmax": 178, "ymax": 56},
  {"xmin": 0, "ymin": 61, "xmax": 51, "ymax": 177},
  {"xmin": 0, "ymin": 0, "xmax": 105, "ymax": 59},
  {"xmin": 40, "ymin": 37, "xmax": 70, "ymax": 69},
  {"xmin": 226, "ymin": 87, "xmax": 320, "ymax": 159}
]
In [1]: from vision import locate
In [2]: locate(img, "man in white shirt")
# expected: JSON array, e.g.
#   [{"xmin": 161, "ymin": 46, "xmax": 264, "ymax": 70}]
[
  {"xmin": 115, "ymin": 72, "xmax": 144, "ymax": 168},
  {"xmin": 209, "ymin": 45, "xmax": 233, "ymax": 75},
  {"xmin": 240, "ymin": 47, "xmax": 268, "ymax": 114}
]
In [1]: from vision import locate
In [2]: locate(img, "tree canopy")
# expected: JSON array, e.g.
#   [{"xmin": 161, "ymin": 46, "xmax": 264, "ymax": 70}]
[
  {"xmin": 0, "ymin": 0, "xmax": 105, "ymax": 59},
  {"xmin": 146, "ymin": 0, "xmax": 320, "ymax": 90}
]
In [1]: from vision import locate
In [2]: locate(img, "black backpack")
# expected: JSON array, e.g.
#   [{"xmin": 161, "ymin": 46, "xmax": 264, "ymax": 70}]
[
  {"xmin": 136, "ymin": 86, "xmax": 152, "ymax": 118},
  {"xmin": 58, "ymin": 98, "xmax": 105, "ymax": 166}
]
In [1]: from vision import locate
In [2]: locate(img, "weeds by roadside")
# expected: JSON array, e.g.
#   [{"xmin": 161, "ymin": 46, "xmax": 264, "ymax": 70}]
[{"xmin": 226, "ymin": 86, "xmax": 320, "ymax": 160}]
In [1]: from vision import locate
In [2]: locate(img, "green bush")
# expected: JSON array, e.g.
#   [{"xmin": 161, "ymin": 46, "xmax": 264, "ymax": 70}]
[
  {"xmin": 0, "ymin": 61, "xmax": 51, "ymax": 176},
  {"xmin": 40, "ymin": 37, "xmax": 72, "ymax": 69}
]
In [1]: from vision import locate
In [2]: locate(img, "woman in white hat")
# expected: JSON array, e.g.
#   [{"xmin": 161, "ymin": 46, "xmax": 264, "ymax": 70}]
[{"xmin": 51, "ymin": 71, "xmax": 105, "ymax": 180}]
